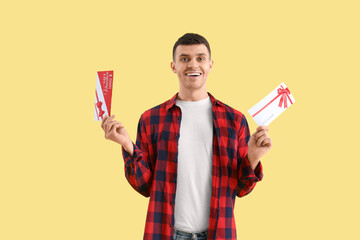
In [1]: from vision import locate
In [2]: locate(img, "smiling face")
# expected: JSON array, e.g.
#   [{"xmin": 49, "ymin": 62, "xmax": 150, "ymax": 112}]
[{"xmin": 171, "ymin": 44, "xmax": 213, "ymax": 94}]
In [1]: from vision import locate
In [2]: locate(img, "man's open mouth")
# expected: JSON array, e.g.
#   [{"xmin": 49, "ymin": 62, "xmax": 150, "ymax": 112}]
[{"xmin": 185, "ymin": 73, "xmax": 202, "ymax": 77}]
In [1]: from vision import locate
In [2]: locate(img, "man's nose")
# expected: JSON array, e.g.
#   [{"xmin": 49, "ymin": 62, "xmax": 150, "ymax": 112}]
[{"xmin": 187, "ymin": 59, "xmax": 198, "ymax": 68}]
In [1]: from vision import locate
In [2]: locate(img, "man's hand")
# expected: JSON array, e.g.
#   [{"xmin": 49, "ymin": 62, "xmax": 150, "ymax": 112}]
[
  {"xmin": 247, "ymin": 126, "xmax": 272, "ymax": 169},
  {"xmin": 101, "ymin": 115, "xmax": 133, "ymax": 155}
]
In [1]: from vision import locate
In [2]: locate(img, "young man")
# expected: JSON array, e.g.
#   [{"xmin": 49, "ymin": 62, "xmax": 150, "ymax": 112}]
[{"xmin": 101, "ymin": 33, "xmax": 272, "ymax": 240}]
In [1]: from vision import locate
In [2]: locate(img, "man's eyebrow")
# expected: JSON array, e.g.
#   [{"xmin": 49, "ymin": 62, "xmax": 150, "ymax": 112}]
[{"xmin": 178, "ymin": 53, "xmax": 207, "ymax": 57}]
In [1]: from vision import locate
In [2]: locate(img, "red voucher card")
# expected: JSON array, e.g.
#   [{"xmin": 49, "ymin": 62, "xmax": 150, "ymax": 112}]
[{"xmin": 94, "ymin": 71, "xmax": 113, "ymax": 121}]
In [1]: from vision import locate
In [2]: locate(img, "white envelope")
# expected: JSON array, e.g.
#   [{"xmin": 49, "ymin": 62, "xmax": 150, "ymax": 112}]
[{"xmin": 248, "ymin": 82, "xmax": 295, "ymax": 126}]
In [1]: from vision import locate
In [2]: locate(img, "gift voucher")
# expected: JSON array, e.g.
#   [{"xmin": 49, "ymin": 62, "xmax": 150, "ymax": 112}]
[
  {"xmin": 248, "ymin": 82, "xmax": 295, "ymax": 126},
  {"xmin": 94, "ymin": 71, "xmax": 113, "ymax": 121}
]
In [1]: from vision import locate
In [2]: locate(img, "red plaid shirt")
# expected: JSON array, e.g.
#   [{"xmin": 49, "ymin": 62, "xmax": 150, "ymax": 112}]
[{"xmin": 122, "ymin": 92, "xmax": 263, "ymax": 240}]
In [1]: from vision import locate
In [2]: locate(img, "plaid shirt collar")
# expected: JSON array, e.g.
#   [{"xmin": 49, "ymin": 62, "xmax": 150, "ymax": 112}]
[{"xmin": 165, "ymin": 91, "xmax": 224, "ymax": 112}]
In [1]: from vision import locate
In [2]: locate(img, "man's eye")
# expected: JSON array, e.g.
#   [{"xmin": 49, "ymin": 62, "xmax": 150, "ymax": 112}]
[
  {"xmin": 198, "ymin": 57, "xmax": 204, "ymax": 61},
  {"xmin": 181, "ymin": 58, "xmax": 188, "ymax": 62}
]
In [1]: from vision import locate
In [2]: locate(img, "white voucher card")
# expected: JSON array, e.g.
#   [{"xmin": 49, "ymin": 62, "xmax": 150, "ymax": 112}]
[{"xmin": 248, "ymin": 82, "xmax": 295, "ymax": 126}]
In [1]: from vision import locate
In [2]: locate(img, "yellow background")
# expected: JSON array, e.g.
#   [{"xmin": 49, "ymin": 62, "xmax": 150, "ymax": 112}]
[{"xmin": 1, "ymin": 0, "xmax": 359, "ymax": 239}]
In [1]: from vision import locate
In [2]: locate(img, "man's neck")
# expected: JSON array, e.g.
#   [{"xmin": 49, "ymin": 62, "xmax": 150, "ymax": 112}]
[{"xmin": 177, "ymin": 89, "xmax": 209, "ymax": 102}]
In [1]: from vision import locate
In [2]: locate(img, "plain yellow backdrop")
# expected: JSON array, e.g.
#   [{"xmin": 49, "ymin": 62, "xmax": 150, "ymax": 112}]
[{"xmin": 1, "ymin": 0, "xmax": 359, "ymax": 239}]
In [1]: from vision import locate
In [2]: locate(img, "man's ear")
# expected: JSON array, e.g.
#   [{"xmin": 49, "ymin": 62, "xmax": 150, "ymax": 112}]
[
  {"xmin": 209, "ymin": 60, "xmax": 214, "ymax": 71},
  {"xmin": 170, "ymin": 61, "xmax": 176, "ymax": 73}
]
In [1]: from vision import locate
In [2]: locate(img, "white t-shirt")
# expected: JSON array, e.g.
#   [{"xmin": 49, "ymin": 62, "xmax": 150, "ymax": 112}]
[{"xmin": 174, "ymin": 96, "xmax": 213, "ymax": 233}]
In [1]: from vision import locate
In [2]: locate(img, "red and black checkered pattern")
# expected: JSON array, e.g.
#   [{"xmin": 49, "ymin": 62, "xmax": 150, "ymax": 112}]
[{"xmin": 122, "ymin": 92, "xmax": 263, "ymax": 240}]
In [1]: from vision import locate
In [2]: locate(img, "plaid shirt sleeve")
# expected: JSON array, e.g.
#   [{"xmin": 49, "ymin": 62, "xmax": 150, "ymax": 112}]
[
  {"xmin": 121, "ymin": 114, "xmax": 155, "ymax": 198},
  {"xmin": 236, "ymin": 114, "xmax": 264, "ymax": 198}
]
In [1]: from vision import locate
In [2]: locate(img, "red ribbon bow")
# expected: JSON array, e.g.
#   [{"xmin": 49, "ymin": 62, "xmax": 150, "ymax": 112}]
[
  {"xmin": 95, "ymin": 91, "xmax": 105, "ymax": 119},
  {"xmin": 277, "ymin": 86, "xmax": 292, "ymax": 109},
  {"xmin": 96, "ymin": 101, "xmax": 105, "ymax": 119}
]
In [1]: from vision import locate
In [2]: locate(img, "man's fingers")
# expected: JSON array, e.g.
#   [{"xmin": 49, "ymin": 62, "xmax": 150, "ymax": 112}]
[
  {"xmin": 106, "ymin": 123, "xmax": 117, "ymax": 139},
  {"xmin": 108, "ymin": 115, "xmax": 115, "ymax": 124},
  {"xmin": 257, "ymin": 126, "xmax": 269, "ymax": 132},
  {"xmin": 255, "ymin": 129, "xmax": 267, "ymax": 140},
  {"xmin": 103, "ymin": 115, "xmax": 115, "ymax": 132},
  {"xmin": 257, "ymin": 135, "xmax": 266, "ymax": 147},
  {"xmin": 262, "ymin": 138, "xmax": 272, "ymax": 148},
  {"xmin": 261, "ymin": 138, "xmax": 272, "ymax": 148},
  {"xmin": 257, "ymin": 135, "xmax": 272, "ymax": 147},
  {"xmin": 105, "ymin": 116, "xmax": 116, "ymax": 134},
  {"xmin": 101, "ymin": 115, "xmax": 108, "ymax": 129},
  {"xmin": 106, "ymin": 121, "xmax": 118, "ymax": 134},
  {"xmin": 109, "ymin": 122, "xmax": 121, "ymax": 134},
  {"xmin": 254, "ymin": 126, "xmax": 271, "ymax": 147},
  {"xmin": 105, "ymin": 115, "xmax": 115, "ymax": 125}
]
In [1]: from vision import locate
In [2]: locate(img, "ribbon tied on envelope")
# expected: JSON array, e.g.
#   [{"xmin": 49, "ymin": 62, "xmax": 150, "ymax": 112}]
[
  {"xmin": 251, "ymin": 84, "xmax": 293, "ymax": 118},
  {"xmin": 248, "ymin": 82, "xmax": 295, "ymax": 126},
  {"xmin": 278, "ymin": 86, "xmax": 292, "ymax": 109}
]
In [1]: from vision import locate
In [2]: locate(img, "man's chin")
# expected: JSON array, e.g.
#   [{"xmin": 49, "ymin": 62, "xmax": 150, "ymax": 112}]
[
  {"xmin": 184, "ymin": 76, "xmax": 204, "ymax": 82},
  {"xmin": 184, "ymin": 82, "xmax": 206, "ymax": 90}
]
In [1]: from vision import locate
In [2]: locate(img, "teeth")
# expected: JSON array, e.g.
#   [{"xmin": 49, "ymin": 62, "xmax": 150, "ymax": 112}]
[{"xmin": 186, "ymin": 73, "xmax": 201, "ymax": 76}]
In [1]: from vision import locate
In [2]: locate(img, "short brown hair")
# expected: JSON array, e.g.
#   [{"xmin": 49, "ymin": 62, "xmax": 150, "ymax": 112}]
[{"xmin": 172, "ymin": 33, "xmax": 211, "ymax": 61}]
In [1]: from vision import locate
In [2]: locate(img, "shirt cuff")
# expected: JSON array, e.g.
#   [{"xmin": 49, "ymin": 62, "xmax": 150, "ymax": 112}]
[
  {"xmin": 253, "ymin": 160, "xmax": 264, "ymax": 181},
  {"xmin": 244, "ymin": 155, "xmax": 264, "ymax": 182},
  {"xmin": 121, "ymin": 142, "xmax": 141, "ymax": 166}
]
